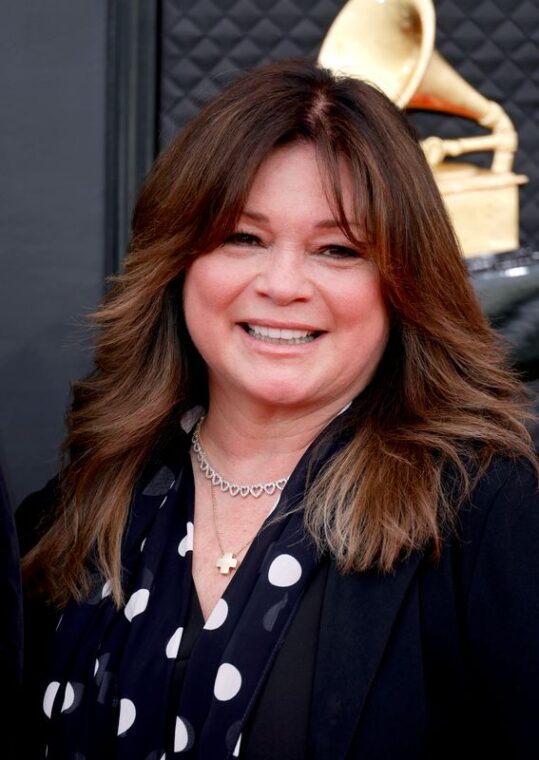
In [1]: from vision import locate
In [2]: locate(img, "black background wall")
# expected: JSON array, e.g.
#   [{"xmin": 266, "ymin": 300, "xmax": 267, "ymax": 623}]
[
  {"xmin": 1, "ymin": 2, "xmax": 108, "ymax": 505},
  {"xmin": 2, "ymin": 0, "xmax": 538, "ymax": 505}
]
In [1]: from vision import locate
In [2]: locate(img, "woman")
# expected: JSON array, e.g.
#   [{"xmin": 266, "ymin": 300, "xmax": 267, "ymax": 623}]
[{"xmin": 18, "ymin": 59, "xmax": 538, "ymax": 758}]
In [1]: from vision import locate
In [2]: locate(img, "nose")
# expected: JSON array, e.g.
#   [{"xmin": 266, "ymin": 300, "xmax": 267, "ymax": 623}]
[{"xmin": 254, "ymin": 245, "xmax": 314, "ymax": 305}]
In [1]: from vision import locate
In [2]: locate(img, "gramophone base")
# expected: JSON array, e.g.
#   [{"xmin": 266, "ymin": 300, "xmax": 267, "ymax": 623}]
[{"xmin": 435, "ymin": 163, "xmax": 527, "ymax": 258}]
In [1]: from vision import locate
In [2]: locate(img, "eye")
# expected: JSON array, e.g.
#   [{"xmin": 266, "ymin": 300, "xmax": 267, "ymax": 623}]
[
  {"xmin": 318, "ymin": 244, "xmax": 363, "ymax": 259},
  {"xmin": 222, "ymin": 231, "xmax": 262, "ymax": 247}
]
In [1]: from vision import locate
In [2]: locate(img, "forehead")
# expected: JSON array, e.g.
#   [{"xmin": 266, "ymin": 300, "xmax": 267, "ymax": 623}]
[
  {"xmin": 239, "ymin": 142, "xmax": 368, "ymax": 242},
  {"xmin": 245, "ymin": 142, "xmax": 357, "ymax": 216}
]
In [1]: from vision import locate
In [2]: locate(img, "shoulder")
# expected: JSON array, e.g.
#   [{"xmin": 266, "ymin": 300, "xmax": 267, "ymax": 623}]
[
  {"xmin": 419, "ymin": 456, "xmax": 539, "ymax": 639},
  {"xmin": 16, "ymin": 476, "xmax": 60, "ymax": 556},
  {"xmin": 460, "ymin": 458, "xmax": 539, "ymax": 728},
  {"xmin": 470, "ymin": 452, "xmax": 539, "ymax": 553},
  {"xmin": 433, "ymin": 456, "xmax": 539, "ymax": 618},
  {"xmin": 459, "ymin": 456, "xmax": 539, "ymax": 545},
  {"xmin": 468, "ymin": 455, "xmax": 538, "ymax": 504},
  {"xmin": 417, "ymin": 457, "xmax": 539, "ymax": 749},
  {"xmin": 420, "ymin": 457, "xmax": 538, "ymax": 600}
]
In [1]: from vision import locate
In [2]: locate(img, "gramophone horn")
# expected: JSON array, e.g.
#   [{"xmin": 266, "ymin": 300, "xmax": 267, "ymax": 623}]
[
  {"xmin": 318, "ymin": 0, "xmax": 517, "ymax": 172},
  {"xmin": 318, "ymin": 0, "xmax": 435, "ymax": 108}
]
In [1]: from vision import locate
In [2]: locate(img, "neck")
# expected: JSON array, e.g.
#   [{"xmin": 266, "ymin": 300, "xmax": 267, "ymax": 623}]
[{"xmin": 197, "ymin": 391, "xmax": 351, "ymax": 484}]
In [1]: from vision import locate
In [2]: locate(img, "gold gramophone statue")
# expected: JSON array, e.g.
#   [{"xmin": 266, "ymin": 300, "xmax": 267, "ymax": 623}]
[{"xmin": 318, "ymin": 0, "xmax": 528, "ymax": 257}]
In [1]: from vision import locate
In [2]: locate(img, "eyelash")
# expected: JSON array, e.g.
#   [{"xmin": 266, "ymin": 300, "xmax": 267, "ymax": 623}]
[
  {"xmin": 224, "ymin": 232, "xmax": 260, "ymax": 246},
  {"xmin": 319, "ymin": 245, "xmax": 361, "ymax": 259},
  {"xmin": 223, "ymin": 231, "xmax": 363, "ymax": 259}
]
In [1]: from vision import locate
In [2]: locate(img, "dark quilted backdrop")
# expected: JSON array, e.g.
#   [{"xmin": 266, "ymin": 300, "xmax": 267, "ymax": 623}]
[{"xmin": 159, "ymin": 0, "xmax": 539, "ymax": 247}]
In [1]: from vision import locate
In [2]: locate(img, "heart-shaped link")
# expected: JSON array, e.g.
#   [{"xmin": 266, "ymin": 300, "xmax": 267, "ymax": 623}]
[{"xmin": 191, "ymin": 416, "xmax": 290, "ymax": 498}]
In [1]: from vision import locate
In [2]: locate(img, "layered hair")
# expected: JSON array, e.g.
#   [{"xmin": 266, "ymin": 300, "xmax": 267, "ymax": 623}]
[{"xmin": 23, "ymin": 59, "xmax": 536, "ymax": 606}]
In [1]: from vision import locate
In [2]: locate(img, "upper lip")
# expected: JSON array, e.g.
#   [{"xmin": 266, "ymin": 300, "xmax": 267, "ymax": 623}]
[{"xmin": 240, "ymin": 319, "xmax": 324, "ymax": 332}]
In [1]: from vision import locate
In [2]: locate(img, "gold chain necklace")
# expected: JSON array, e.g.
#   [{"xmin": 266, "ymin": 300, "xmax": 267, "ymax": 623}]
[{"xmin": 210, "ymin": 484, "xmax": 260, "ymax": 575}]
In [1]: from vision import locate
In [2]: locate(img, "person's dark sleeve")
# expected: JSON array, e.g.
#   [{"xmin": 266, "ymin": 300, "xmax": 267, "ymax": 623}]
[
  {"xmin": 16, "ymin": 475, "xmax": 59, "ymax": 556},
  {"xmin": 0, "ymin": 467, "xmax": 22, "ymax": 681},
  {"xmin": 15, "ymin": 476, "xmax": 62, "ymax": 759},
  {"xmin": 465, "ymin": 459, "xmax": 539, "ymax": 757},
  {"xmin": 0, "ymin": 466, "xmax": 22, "ymax": 757}
]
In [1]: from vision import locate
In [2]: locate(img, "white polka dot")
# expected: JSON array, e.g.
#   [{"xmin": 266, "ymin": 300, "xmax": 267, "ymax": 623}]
[
  {"xmin": 214, "ymin": 663, "xmax": 242, "ymax": 701},
  {"xmin": 117, "ymin": 698, "xmax": 136, "ymax": 735},
  {"xmin": 267, "ymin": 554, "xmax": 302, "ymax": 587},
  {"xmin": 233, "ymin": 733, "xmax": 242, "ymax": 757},
  {"xmin": 165, "ymin": 627, "xmax": 184, "ymax": 659},
  {"xmin": 178, "ymin": 521, "xmax": 194, "ymax": 556},
  {"xmin": 61, "ymin": 682, "xmax": 75, "ymax": 712},
  {"xmin": 43, "ymin": 681, "xmax": 60, "ymax": 718},
  {"xmin": 102, "ymin": 580, "xmax": 112, "ymax": 599},
  {"xmin": 174, "ymin": 716, "xmax": 190, "ymax": 752},
  {"xmin": 140, "ymin": 538, "xmax": 147, "ymax": 552},
  {"xmin": 204, "ymin": 598, "xmax": 228, "ymax": 630},
  {"xmin": 124, "ymin": 589, "xmax": 150, "ymax": 622}
]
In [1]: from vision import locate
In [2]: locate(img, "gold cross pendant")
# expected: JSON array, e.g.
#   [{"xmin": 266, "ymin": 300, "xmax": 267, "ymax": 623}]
[{"xmin": 216, "ymin": 552, "xmax": 238, "ymax": 575}]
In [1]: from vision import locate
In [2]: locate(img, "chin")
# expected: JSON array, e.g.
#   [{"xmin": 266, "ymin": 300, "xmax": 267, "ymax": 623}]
[{"xmin": 241, "ymin": 380, "xmax": 316, "ymax": 410}]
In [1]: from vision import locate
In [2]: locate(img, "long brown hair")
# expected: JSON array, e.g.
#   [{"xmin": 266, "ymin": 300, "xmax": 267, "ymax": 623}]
[{"xmin": 23, "ymin": 58, "xmax": 537, "ymax": 606}]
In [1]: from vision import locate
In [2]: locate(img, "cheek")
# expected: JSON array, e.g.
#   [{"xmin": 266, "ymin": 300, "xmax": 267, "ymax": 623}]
[
  {"xmin": 336, "ymin": 273, "xmax": 389, "ymax": 336},
  {"xmin": 344, "ymin": 284, "xmax": 390, "ymax": 381},
  {"xmin": 182, "ymin": 262, "xmax": 215, "ymax": 351},
  {"xmin": 183, "ymin": 254, "xmax": 248, "ymax": 320},
  {"xmin": 183, "ymin": 259, "xmax": 220, "ymax": 322},
  {"xmin": 182, "ymin": 256, "xmax": 245, "ymax": 357}
]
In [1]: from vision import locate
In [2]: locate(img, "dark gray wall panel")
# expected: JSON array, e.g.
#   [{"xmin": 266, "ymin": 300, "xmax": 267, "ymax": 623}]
[
  {"xmin": 0, "ymin": 2, "xmax": 108, "ymax": 504},
  {"xmin": 159, "ymin": 0, "xmax": 342, "ymax": 142}
]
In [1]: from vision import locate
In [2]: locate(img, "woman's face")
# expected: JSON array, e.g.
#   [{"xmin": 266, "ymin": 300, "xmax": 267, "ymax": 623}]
[{"xmin": 183, "ymin": 141, "xmax": 389, "ymax": 417}]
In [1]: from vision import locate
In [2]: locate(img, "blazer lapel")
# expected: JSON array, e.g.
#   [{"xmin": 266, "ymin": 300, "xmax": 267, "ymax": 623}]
[{"xmin": 310, "ymin": 550, "xmax": 423, "ymax": 759}]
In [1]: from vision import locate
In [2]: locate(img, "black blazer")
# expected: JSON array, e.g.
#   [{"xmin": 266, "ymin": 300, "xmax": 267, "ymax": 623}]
[
  {"xmin": 309, "ymin": 456, "xmax": 539, "ymax": 759},
  {"xmin": 244, "ymin": 456, "xmax": 539, "ymax": 759},
  {"xmin": 17, "ymin": 457, "xmax": 539, "ymax": 759}
]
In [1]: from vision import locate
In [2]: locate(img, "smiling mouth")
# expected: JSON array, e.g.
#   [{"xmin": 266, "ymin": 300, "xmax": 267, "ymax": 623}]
[{"xmin": 241, "ymin": 323, "xmax": 322, "ymax": 345}]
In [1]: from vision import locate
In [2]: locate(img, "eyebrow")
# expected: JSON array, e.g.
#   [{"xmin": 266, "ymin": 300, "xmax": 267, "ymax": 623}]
[{"xmin": 241, "ymin": 209, "xmax": 361, "ymax": 229}]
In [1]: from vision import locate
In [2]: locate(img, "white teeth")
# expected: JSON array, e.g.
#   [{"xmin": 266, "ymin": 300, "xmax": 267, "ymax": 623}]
[
  {"xmin": 245, "ymin": 324, "xmax": 317, "ymax": 344},
  {"xmin": 248, "ymin": 324, "xmax": 311, "ymax": 339}
]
